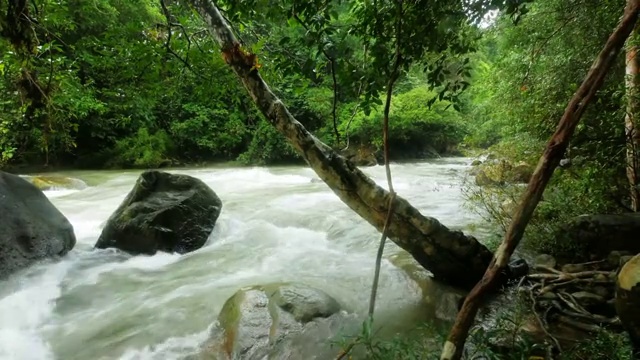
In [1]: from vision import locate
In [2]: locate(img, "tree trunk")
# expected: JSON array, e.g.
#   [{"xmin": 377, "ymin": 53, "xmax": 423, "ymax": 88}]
[
  {"xmin": 627, "ymin": 28, "xmax": 640, "ymax": 212},
  {"xmin": 185, "ymin": 0, "xmax": 495, "ymax": 290},
  {"xmin": 441, "ymin": 2, "xmax": 640, "ymax": 359}
]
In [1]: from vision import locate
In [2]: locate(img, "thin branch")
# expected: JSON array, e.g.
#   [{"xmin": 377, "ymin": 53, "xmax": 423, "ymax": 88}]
[
  {"xmin": 521, "ymin": 14, "xmax": 578, "ymax": 86},
  {"xmin": 159, "ymin": 0, "xmax": 193, "ymax": 71},
  {"xmin": 292, "ymin": 13, "xmax": 340, "ymax": 144}
]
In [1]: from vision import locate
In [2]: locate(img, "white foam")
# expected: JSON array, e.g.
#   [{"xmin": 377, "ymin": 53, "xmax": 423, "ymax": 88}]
[
  {"xmin": 0, "ymin": 261, "xmax": 72, "ymax": 359},
  {"xmin": 118, "ymin": 324, "xmax": 212, "ymax": 360}
]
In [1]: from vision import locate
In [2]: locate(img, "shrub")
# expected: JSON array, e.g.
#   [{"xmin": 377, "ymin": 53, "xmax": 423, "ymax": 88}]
[{"xmin": 109, "ymin": 127, "xmax": 174, "ymax": 168}]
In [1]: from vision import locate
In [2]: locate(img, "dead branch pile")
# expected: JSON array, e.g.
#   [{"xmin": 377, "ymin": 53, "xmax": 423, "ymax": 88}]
[{"xmin": 517, "ymin": 251, "xmax": 634, "ymax": 351}]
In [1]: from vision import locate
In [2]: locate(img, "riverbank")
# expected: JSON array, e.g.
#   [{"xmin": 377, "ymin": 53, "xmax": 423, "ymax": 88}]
[{"xmin": 1, "ymin": 143, "xmax": 469, "ymax": 177}]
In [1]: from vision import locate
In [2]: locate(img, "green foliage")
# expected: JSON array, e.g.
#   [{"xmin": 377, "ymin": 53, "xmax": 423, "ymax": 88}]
[
  {"xmin": 110, "ymin": 127, "xmax": 174, "ymax": 168},
  {"xmin": 344, "ymin": 85, "xmax": 466, "ymax": 155},
  {"xmin": 238, "ymin": 119, "xmax": 300, "ymax": 165},
  {"xmin": 333, "ymin": 296, "xmax": 632, "ymax": 360},
  {"xmin": 0, "ymin": 0, "xmax": 484, "ymax": 168},
  {"xmin": 463, "ymin": 0, "xmax": 631, "ymax": 259}
]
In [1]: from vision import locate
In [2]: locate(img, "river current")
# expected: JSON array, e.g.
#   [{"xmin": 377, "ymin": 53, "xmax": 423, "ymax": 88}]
[{"xmin": 0, "ymin": 158, "xmax": 487, "ymax": 359}]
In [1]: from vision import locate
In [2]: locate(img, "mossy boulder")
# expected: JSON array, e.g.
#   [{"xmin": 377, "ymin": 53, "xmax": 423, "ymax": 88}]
[
  {"xmin": 341, "ymin": 146, "xmax": 378, "ymax": 167},
  {"xmin": 24, "ymin": 175, "xmax": 88, "ymax": 191},
  {"xmin": 200, "ymin": 283, "xmax": 341, "ymax": 359},
  {"xmin": 616, "ymin": 254, "xmax": 640, "ymax": 355},
  {"xmin": 94, "ymin": 170, "xmax": 222, "ymax": 255},
  {"xmin": 0, "ymin": 171, "xmax": 76, "ymax": 278},
  {"xmin": 472, "ymin": 160, "xmax": 534, "ymax": 186},
  {"xmin": 511, "ymin": 162, "xmax": 534, "ymax": 183}
]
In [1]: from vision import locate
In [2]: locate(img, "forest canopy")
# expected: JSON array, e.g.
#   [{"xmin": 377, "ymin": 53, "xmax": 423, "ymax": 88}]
[{"xmin": 0, "ymin": 0, "xmax": 531, "ymax": 169}]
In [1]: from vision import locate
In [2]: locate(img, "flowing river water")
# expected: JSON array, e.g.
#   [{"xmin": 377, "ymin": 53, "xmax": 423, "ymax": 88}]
[{"xmin": 0, "ymin": 158, "xmax": 490, "ymax": 360}]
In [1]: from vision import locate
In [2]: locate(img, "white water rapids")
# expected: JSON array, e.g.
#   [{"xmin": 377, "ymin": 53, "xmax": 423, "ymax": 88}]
[{"xmin": 0, "ymin": 158, "xmax": 489, "ymax": 360}]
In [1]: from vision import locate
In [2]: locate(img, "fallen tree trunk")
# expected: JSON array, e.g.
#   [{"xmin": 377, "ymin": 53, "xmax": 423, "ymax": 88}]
[
  {"xmin": 441, "ymin": 1, "xmax": 640, "ymax": 359},
  {"xmin": 185, "ymin": 0, "xmax": 494, "ymax": 290}
]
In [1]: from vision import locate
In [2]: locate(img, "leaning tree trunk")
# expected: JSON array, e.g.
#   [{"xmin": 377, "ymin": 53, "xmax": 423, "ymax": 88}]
[
  {"xmin": 626, "ymin": 28, "xmax": 640, "ymax": 212},
  {"xmin": 441, "ymin": 2, "xmax": 640, "ymax": 359},
  {"xmin": 185, "ymin": 0, "xmax": 495, "ymax": 290}
]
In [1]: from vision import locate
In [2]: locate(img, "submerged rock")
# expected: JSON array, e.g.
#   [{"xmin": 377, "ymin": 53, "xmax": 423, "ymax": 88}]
[
  {"xmin": 23, "ymin": 175, "xmax": 88, "ymax": 191},
  {"xmin": 94, "ymin": 170, "xmax": 222, "ymax": 255},
  {"xmin": 0, "ymin": 171, "xmax": 76, "ymax": 278},
  {"xmin": 200, "ymin": 283, "xmax": 342, "ymax": 359}
]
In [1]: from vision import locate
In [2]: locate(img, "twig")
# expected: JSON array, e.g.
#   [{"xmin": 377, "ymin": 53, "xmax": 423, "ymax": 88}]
[
  {"xmin": 528, "ymin": 287, "xmax": 562, "ymax": 352},
  {"xmin": 336, "ymin": 4, "xmax": 403, "ymax": 358},
  {"xmin": 557, "ymin": 315, "xmax": 604, "ymax": 332},
  {"xmin": 159, "ymin": 0, "xmax": 193, "ymax": 71},
  {"xmin": 291, "ymin": 13, "xmax": 340, "ymax": 144}
]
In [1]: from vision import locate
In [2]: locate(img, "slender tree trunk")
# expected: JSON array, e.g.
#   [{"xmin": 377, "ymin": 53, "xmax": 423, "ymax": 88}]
[
  {"xmin": 441, "ymin": 2, "xmax": 640, "ymax": 359},
  {"xmin": 626, "ymin": 28, "xmax": 640, "ymax": 212},
  {"xmin": 185, "ymin": 0, "xmax": 496, "ymax": 290}
]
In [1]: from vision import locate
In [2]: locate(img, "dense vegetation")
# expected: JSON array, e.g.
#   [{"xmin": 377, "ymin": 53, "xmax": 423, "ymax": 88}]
[
  {"xmin": 0, "ymin": 0, "xmax": 484, "ymax": 169},
  {"xmin": 2, "ymin": 0, "xmax": 640, "ymax": 358},
  {"xmin": 464, "ymin": 0, "xmax": 634, "ymax": 259}
]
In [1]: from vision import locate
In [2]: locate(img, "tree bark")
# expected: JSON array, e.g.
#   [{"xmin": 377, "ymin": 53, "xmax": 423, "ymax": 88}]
[
  {"xmin": 441, "ymin": 2, "xmax": 640, "ymax": 359},
  {"xmin": 626, "ymin": 28, "xmax": 640, "ymax": 212},
  {"xmin": 185, "ymin": 0, "xmax": 494, "ymax": 290}
]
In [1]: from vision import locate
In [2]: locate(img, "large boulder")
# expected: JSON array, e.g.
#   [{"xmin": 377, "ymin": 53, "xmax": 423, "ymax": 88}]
[
  {"xmin": 200, "ymin": 283, "xmax": 342, "ymax": 359},
  {"xmin": 556, "ymin": 213, "xmax": 640, "ymax": 259},
  {"xmin": 94, "ymin": 170, "xmax": 222, "ymax": 255},
  {"xmin": 616, "ymin": 254, "xmax": 640, "ymax": 356},
  {"xmin": 472, "ymin": 159, "xmax": 534, "ymax": 186},
  {"xmin": 0, "ymin": 171, "xmax": 76, "ymax": 278}
]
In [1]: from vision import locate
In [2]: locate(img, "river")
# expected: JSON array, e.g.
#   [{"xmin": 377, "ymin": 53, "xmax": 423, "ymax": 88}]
[{"xmin": 0, "ymin": 158, "xmax": 489, "ymax": 359}]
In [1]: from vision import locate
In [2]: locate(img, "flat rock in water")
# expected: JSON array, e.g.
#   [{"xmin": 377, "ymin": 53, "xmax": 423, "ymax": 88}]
[
  {"xmin": 0, "ymin": 171, "xmax": 76, "ymax": 278},
  {"xmin": 200, "ymin": 283, "xmax": 342, "ymax": 359},
  {"xmin": 201, "ymin": 284, "xmax": 342, "ymax": 359},
  {"xmin": 23, "ymin": 175, "xmax": 88, "ymax": 191},
  {"xmin": 94, "ymin": 170, "xmax": 222, "ymax": 255}
]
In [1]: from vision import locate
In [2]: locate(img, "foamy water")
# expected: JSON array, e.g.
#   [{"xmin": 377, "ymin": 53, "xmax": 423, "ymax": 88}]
[{"xmin": 0, "ymin": 159, "xmax": 487, "ymax": 359}]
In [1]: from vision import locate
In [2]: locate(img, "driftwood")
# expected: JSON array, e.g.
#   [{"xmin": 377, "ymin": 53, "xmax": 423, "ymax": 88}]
[
  {"xmin": 511, "ymin": 257, "xmax": 629, "ymax": 355},
  {"xmin": 441, "ymin": 1, "xmax": 640, "ymax": 359}
]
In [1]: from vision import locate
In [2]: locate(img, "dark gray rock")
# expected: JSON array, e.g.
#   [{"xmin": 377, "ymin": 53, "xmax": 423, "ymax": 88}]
[
  {"xmin": 94, "ymin": 170, "xmax": 222, "ymax": 255},
  {"xmin": 556, "ymin": 213, "xmax": 640, "ymax": 259},
  {"xmin": 0, "ymin": 171, "xmax": 76, "ymax": 278}
]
